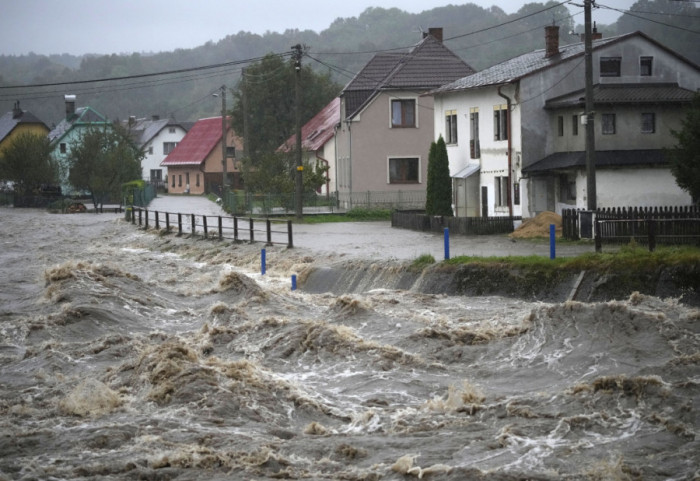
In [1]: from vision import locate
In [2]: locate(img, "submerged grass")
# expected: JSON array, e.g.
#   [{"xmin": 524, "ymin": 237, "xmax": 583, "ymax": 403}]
[{"xmin": 298, "ymin": 208, "xmax": 393, "ymax": 224}]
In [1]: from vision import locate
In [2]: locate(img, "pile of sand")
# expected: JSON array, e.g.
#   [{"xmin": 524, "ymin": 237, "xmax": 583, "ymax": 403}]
[{"xmin": 510, "ymin": 211, "xmax": 562, "ymax": 238}]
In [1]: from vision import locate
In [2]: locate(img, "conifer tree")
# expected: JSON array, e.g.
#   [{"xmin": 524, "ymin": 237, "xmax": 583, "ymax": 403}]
[{"xmin": 426, "ymin": 136, "xmax": 453, "ymax": 216}]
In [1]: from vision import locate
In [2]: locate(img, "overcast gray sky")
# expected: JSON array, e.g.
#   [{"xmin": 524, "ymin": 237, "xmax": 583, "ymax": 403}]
[{"xmin": 0, "ymin": 0, "xmax": 635, "ymax": 56}]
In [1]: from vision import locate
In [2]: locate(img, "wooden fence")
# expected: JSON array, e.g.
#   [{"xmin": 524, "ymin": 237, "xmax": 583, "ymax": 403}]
[
  {"xmin": 131, "ymin": 207, "xmax": 293, "ymax": 247},
  {"xmin": 562, "ymin": 206, "xmax": 700, "ymax": 250},
  {"xmin": 392, "ymin": 210, "xmax": 520, "ymax": 235}
]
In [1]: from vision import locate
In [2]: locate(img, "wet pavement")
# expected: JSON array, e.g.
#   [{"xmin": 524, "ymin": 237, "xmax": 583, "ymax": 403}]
[{"xmin": 146, "ymin": 195, "xmax": 597, "ymax": 260}]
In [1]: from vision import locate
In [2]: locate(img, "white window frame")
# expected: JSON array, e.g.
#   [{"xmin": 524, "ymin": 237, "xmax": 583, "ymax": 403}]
[
  {"xmin": 387, "ymin": 156, "xmax": 421, "ymax": 184},
  {"xmin": 445, "ymin": 109, "xmax": 458, "ymax": 144}
]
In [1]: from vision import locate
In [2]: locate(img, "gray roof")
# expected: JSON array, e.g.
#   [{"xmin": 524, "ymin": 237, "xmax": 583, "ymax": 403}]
[
  {"xmin": 522, "ymin": 149, "xmax": 669, "ymax": 174},
  {"xmin": 0, "ymin": 109, "xmax": 48, "ymax": 142},
  {"xmin": 433, "ymin": 33, "xmax": 640, "ymax": 94},
  {"xmin": 545, "ymin": 83, "xmax": 697, "ymax": 109},
  {"xmin": 122, "ymin": 117, "xmax": 191, "ymax": 147},
  {"xmin": 343, "ymin": 33, "xmax": 475, "ymax": 118},
  {"xmin": 48, "ymin": 106, "xmax": 109, "ymax": 144}
]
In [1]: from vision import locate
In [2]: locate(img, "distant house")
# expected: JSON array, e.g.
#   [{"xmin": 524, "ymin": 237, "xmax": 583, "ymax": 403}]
[
  {"xmin": 431, "ymin": 29, "xmax": 700, "ymax": 218},
  {"xmin": 160, "ymin": 116, "xmax": 242, "ymax": 195},
  {"xmin": 123, "ymin": 115, "xmax": 190, "ymax": 189},
  {"xmin": 335, "ymin": 28, "xmax": 475, "ymax": 208},
  {"xmin": 280, "ymin": 97, "xmax": 340, "ymax": 196},
  {"xmin": 48, "ymin": 95, "xmax": 112, "ymax": 195},
  {"xmin": 0, "ymin": 101, "xmax": 50, "ymax": 156}
]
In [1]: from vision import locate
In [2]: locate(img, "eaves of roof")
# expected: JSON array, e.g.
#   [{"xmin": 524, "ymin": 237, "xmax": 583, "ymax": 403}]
[
  {"xmin": 48, "ymin": 106, "xmax": 109, "ymax": 144},
  {"xmin": 0, "ymin": 110, "xmax": 49, "ymax": 142},
  {"xmin": 522, "ymin": 149, "xmax": 669, "ymax": 174},
  {"xmin": 545, "ymin": 83, "xmax": 696, "ymax": 109}
]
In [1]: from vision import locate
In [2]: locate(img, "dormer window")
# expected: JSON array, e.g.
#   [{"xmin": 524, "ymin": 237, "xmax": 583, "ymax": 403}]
[
  {"xmin": 600, "ymin": 57, "xmax": 621, "ymax": 77},
  {"xmin": 640, "ymin": 56, "xmax": 653, "ymax": 76}
]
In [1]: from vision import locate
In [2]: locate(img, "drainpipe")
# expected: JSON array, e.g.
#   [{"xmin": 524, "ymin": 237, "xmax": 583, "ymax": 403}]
[
  {"xmin": 498, "ymin": 84, "xmax": 513, "ymax": 217},
  {"xmin": 334, "ymin": 122, "xmax": 339, "ymax": 199}
]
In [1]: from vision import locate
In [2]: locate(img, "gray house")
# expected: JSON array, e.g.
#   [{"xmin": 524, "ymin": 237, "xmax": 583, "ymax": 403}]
[{"xmin": 335, "ymin": 28, "xmax": 475, "ymax": 208}]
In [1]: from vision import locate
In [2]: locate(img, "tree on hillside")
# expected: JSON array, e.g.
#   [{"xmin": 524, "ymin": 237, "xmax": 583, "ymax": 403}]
[
  {"xmin": 230, "ymin": 53, "xmax": 341, "ymax": 160},
  {"xmin": 425, "ymin": 136, "xmax": 453, "ymax": 216},
  {"xmin": 0, "ymin": 131, "xmax": 58, "ymax": 195},
  {"xmin": 68, "ymin": 124, "xmax": 143, "ymax": 208},
  {"xmin": 668, "ymin": 92, "xmax": 700, "ymax": 203}
]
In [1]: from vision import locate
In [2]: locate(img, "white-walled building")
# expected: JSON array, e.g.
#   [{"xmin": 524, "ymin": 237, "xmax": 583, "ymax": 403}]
[{"xmin": 431, "ymin": 29, "xmax": 699, "ymax": 218}]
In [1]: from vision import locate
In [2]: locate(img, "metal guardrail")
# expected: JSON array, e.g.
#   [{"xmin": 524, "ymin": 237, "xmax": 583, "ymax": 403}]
[{"xmin": 130, "ymin": 207, "xmax": 293, "ymax": 248}]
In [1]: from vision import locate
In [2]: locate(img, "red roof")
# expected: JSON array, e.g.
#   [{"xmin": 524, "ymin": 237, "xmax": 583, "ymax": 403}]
[
  {"xmin": 161, "ymin": 116, "xmax": 226, "ymax": 166},
  {"xmin": 280, "ymin": 97, "xmax": 340, "ymax": 153}
]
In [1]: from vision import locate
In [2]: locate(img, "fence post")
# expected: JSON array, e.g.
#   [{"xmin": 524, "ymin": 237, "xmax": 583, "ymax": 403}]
[
  {"xmin": 287, "ymin": 220, "xmax": 293, "ymax": 248},
  {"xmin": 234, "ymin": 217, "xmax": 239, "ymax": 241},
  {"xmin": 218, "ymin": 216, "xmax": 223, "ymax": 240},
  {"xmin": 203, "ymin": 216, "xmax": 208, "ymax": 239},
  {"xmin": 249, "ymin": 218, "xmax": 254, "ymax": 243},
  {"xmin": 550, "ymin": 224, "xmax": 556, "ymax": 259},
  {"xmin": 595, "ymin": 219, "xmax": 602, "ymax": 253},
  {"xmin": 166, "ymin": 212, "xmax": 170, "ymax": 232},
  {"xmin": 444, "ymin": 227, "xmax": 450, "ymax": 260},
  {"xmin": 261, "ymin": 248, "xmax": 266, "ymax": 275},
  {"xmin": 291, "ymin": 274, "xmax": 297, "ymax": 291},
  {"xmin": 145, "ymin": 209, "xmax": 149, "ymax": 229},
  {"xmin": 155, "ymin": 211, "xmax": 160, "ymax": 230},
  {"xmin": 191, "ymin": 214, "xmax": 196, "ymax": 235},
  {"xmin": 266, "ymin": 219, "xmax": 272, "ymax": 246},
  {"xmin": 648, "ymin": 213, "xmax": 656, "ymax": 252},
  {"xmin": 178, "ymin": 213, "xmax": 182, "ymax": 235}
]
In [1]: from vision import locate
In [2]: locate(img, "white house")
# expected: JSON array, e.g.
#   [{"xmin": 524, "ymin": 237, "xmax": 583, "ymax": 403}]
[
  {"xmin": 431, "ymin": 29, "xmax": 700, "ymax": 218},
  {"xmin": 124, "ymin": 116, "xmax": 190, "ymax": 189}
]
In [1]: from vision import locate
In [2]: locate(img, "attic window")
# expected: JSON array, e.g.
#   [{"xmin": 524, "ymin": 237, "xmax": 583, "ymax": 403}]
[
  {"xmin": 60, "ymin": 143, "xmax": 67, "ymax": 154},
  {"xmin": 600, "ymin": 57, "xmax": 621, "ymax": 77},
  {"xmin": 640, "ymin": 56, "xmax": 653, "ymax": 76},
  {"xmin": 391, "ymin": 99, "xmax": 416, "ymax": 128}
]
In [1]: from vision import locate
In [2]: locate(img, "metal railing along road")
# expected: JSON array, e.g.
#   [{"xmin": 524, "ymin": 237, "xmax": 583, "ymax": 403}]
[{"xmin": 130, "ymin": 207, "xmax": 293, "ymax": 248}]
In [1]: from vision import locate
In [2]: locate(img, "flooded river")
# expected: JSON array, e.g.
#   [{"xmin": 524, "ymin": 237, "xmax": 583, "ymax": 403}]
[{"xmin": 0, "ymin": 208, "xmax": 698, "ymax": 480}]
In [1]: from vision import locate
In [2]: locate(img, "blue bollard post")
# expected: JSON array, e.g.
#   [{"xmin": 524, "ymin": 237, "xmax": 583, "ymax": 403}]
[
  {"xmin": 444, "ymin": 227, "xmax": 450, "ymax": 260},
  {"xmin": 550, "ymin": 224, "xmax": 556, "ymax": 259},
  {"xmin": 291, "ymin": 274, "xmax": 297, "ymax": 291},
  {"xmin": 261, "ymin": 248, "xmax": 266, "ymax": 275}
]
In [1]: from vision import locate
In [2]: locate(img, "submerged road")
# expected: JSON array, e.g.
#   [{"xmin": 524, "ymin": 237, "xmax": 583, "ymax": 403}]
[{"xmin": 147, "ymin": 195, "xmax": 596, "ymax": 260}]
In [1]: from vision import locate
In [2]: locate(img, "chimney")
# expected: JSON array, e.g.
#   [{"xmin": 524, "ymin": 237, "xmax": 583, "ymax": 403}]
[
  {"xmin": 64, "ymin": 94, "xmax": 76, "ymax": 119},
  {"xmin": 423, "ymin": 27, "xmax": 443, "ymax": 43},
  {"xmin": 12, "ymin": 101, "xmax": 22, "ymax": 119},
  {"xmin": 545, "ymin": 24, "xmax": 560, "ymax": 58}
]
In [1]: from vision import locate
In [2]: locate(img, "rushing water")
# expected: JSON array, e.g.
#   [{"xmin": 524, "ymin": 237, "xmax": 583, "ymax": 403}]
[{"xmin": 0, "ymin": 208, "xmax": 698, "ymax": 480}]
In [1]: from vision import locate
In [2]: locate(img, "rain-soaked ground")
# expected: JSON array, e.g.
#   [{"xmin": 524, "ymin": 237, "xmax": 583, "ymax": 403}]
[{"xmin": 0, "ymin": 204, "xmax": 698, "ymax": 480}]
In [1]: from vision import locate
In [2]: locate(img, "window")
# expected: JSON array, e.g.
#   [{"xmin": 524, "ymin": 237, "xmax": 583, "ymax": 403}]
[
  {"xmin": 470, "ymin": 108, "xmax": 480, "ymax": 159},
  {"xmin": 557, "ymin": 116, "xmax": 564, "ymax": 137},
  {"xmin": 572, "ymin": 115, "xmax": 579, "ymax": 136},
  {"xmin": 185, "ymin": 172, "xmax": 190, "ymax": 186},
  {"xmin": 391, "ymin": 99, "xmax": 416, "ymax": 128},
  {"xmin": 445, "ymin": 110, "xmax": 458, "ymax": 144},
  {"xmin": 389, "ymin": 157, "xmax": 419, "ymax": 184},
  {"xmin": 600, "ymin": 57, "xmax": 621, "ymax": 77},
  {"xmin": 169, "ymin": 127, "xmax": 176, "ymax": 134},
  {"xmin": 640, "ymin": 56, "xmax": 653, "ymax": 76},
  {"xmin": 150, "ymin": 169, "xmax": 162, "ymax": 181},
  {"xmin": 60, "ymin": 143, "xmax": 67, "ymax": 154},
  {"xmin": 513, "ymin": 182, "xmax": 520, "ymax": 206},
  {"xmin": 641, "ymin": 113, "xmax": 655, "ymax": 133},
  {"xmin": 172, "ymin": 175, "xmax": 175, "ymax": 188},
  {"xmin": 495, "ymin": 176, "xmax": 509, "ymax": 207},
  {"xmin": 494, "ymin": 104, "xmax": 508, "ymax": 141},
  {"xmin": 148, "ymin": 146, "xmax": 154, "ymax": 155},
  {"xmin": 602, "ymin": 113, "xmax": 616, "ymax": 135},
  {"xmin": 163, "ymin": 142, "xmax": 177, "ymax": 155},
  {"xmin": 226, "ymin": 146, "xmax": 236, "ymax": 157},
  {"xmin": 178, "ymin": 175, "xmax": 182, "ymax": 187},
  {"xmin": 196, "ymin": 174, "xmax": 200, "ymax": 187}
]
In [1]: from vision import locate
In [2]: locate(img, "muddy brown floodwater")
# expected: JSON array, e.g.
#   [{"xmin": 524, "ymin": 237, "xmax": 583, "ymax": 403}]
[{"xmin": 0, "ymin": 207, "xmax": 698, "ymax": 480}]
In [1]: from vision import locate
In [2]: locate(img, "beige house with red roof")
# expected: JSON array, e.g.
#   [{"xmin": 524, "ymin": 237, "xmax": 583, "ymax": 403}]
[
  {"xmin": 161, "ymin": 116, "xmax": 242, "ymax": 195},
  {"xmin": 280, "ymin": 97, "xmax": 340, "ymax": 196}
]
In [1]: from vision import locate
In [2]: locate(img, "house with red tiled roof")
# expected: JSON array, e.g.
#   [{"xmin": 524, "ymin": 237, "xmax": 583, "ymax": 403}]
[
  {"xmin": 280, "ymin": 97, "xmax": 340, "ymax": 196},
  {"xmin": 335, "ymin": 28, "xmax": 475, "ymax": 208},
  {"xmin": 431, "ymin": 29, "xmax": 700, "ymax": 219},
  {"xmin": 160, "ymin": 116, "xmax": 242, "ymax": 195}
]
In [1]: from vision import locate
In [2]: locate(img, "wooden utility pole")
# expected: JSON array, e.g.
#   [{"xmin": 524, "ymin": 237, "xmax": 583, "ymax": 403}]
[
  {"xmin": 220, "ymin": 85, "xmax": 228, "ymax": 192},
  {"xmin": 584, "ymin": 0, "xmax": 597, "ymax": 210},
  {"xmin": 292, "ymin": 44, "xmax": 304, "ymax": 220}
]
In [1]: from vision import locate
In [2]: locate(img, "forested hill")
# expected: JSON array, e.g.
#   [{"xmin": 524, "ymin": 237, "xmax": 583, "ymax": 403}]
[{"xmin": 0, "ymin": 1, "xmax": 697, "ymax": 128}]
